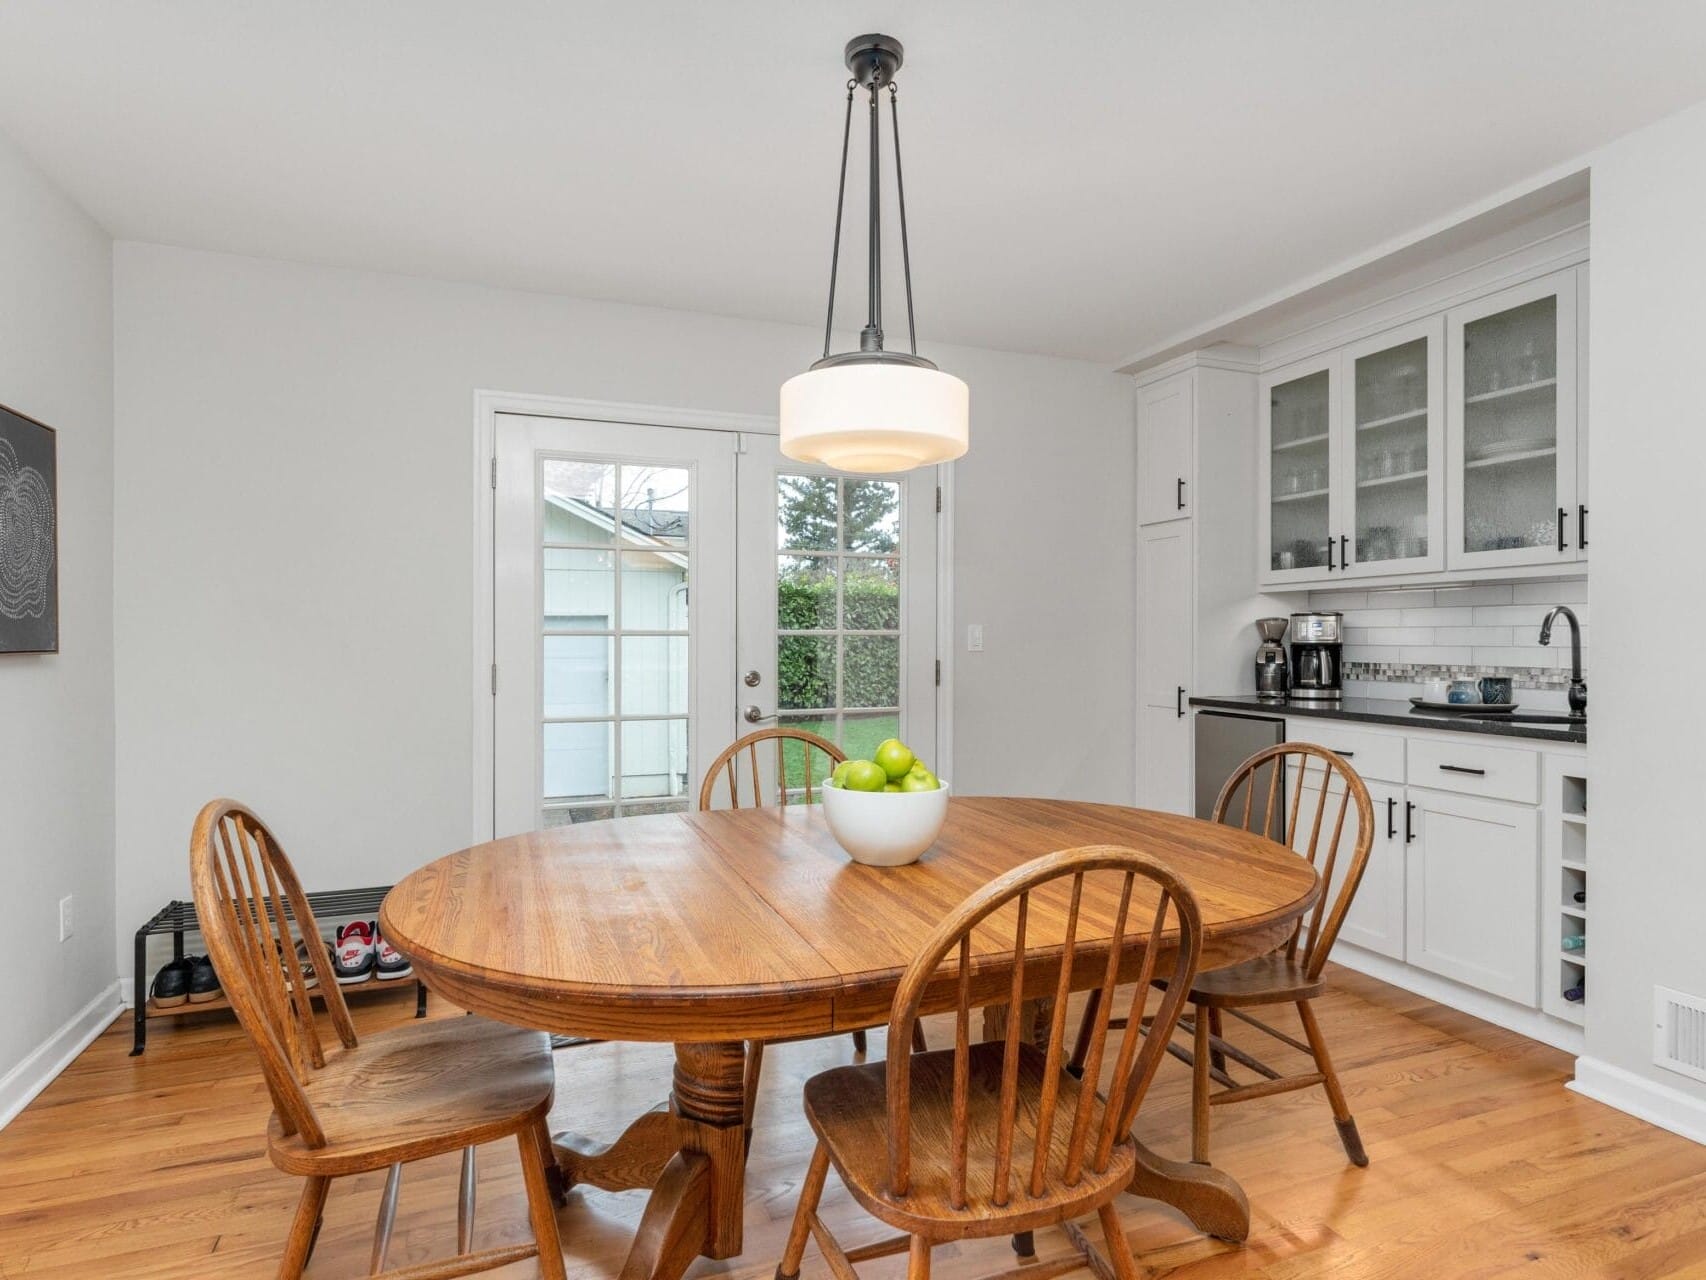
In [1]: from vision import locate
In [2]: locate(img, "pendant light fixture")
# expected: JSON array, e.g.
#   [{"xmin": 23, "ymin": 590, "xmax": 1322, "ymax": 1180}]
[{"xmin": 779, "ymin": 34, "xmax": 969, "ymax": 474}]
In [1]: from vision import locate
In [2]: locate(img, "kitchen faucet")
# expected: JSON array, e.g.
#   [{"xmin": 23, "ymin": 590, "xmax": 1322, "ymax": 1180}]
[{"xmin": 1539, "ymin": 605, "xmax": 1586, "ymax": 717}]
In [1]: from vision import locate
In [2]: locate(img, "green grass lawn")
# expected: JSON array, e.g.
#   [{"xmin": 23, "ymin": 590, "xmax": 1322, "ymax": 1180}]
[{"xmin": 779, "ymin": 713, "xmax": 900, "ymax": 797}]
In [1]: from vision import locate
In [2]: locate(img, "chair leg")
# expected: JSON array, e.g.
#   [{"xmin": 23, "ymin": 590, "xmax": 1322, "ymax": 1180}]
[
  {"xmin": 1297, "ymin": 999, "xmax": 1368, "ymax": 1167},
  {"xmin": 1096, "ymin": 1202, "xmax": 1141, "ymax": 1280},
  {"xmin": 519, "ymin": 1119, "xmax": 569, "ymax": 1280},
  {"xmin": 911, "ymin": 1021, "xmax": 928, "ymax": 1053},
  {"xmin": 1191, "ymin": 1003, "xmax": 1212, "ymax": 1165},
  {"xmin": 1011, "ymin": 1231, "xmax": 1035, "ymax": 1258},
  {"xmin": 908, "ymin": 1233, "xmax": 931, "ymax": 1280},
  {"xmin": 1068, "ymin": 988, "xmax": 1101, "ymax": 1077},
  {"xmin": 852, "ymin": 1028, "xmax": 868, "ymax": 1055},
  {"xmin": 457, "ymin": 1145, "xmax": 477, "ymax": 1254},
  {"xmin": 279, "ymin": 1176, "xmax": 329, "ymax": 1280},
  {"xmin": 1208, "ymin": 1008, "xmax": 1227, "ymax": 1073},
  {"xmin": 533, "ymin": 1118, "xmax": 567, "ymax": 1207},
  {"xmin": 777, "ymin": 1140, "xmax": 831, "ymax": 1280},
  {"xmin": 371, "ymin": 1163, "xmax": 402, "ymax": 1274}
]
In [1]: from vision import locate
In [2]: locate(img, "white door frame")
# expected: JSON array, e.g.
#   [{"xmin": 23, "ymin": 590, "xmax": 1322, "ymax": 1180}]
[{"xmin": 470, "ymin": 388, "xmax": 955, "ymax": 843}]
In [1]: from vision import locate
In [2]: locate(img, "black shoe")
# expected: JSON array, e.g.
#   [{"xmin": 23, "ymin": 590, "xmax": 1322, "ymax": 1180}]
[
  {"xmin": 150, "ymin": 957, "xmax": 191, "ymax": 1008},
  {"xmin": 187, "ymin": 955, "xmax": 222, "ymax": 1004}
]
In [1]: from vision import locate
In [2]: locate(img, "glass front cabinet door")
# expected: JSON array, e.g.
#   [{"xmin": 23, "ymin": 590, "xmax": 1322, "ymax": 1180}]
[
  {"xmin": 1340, "ymin": 317, "xmax": 1446, "ymax": 577},
  {"xmin": 1259, "ymin": 355, "xmax": 1339, "ymax": 585},
  {"xmin": 1446, "ymin": 269, "xmax": 1580, "ymax": 571}
]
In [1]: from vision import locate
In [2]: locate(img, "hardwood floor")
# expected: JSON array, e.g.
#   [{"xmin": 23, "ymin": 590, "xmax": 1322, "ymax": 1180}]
[{"xmin": 3, "ymin": 966, "xmax": 1704, "ymax": 1278}]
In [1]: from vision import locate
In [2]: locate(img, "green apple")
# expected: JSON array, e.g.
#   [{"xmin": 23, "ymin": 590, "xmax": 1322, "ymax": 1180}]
[
  {"xmin": 842, "ymin": 759, "xmax": 889, "ymax": 792},
  {"xmin": 883, "ymin": 782, "xmax": 902, "ymax": 792},
  {"xmin": 897, "ymin": 769, "xmax": 939, "ymax": 793},
  {"xmin": 873, "ymin": 738, "xmax": 916, "ymax": 781},
  {"xmin": 830, "ymin": 759, "xmax": 856, "ymax": 788}
]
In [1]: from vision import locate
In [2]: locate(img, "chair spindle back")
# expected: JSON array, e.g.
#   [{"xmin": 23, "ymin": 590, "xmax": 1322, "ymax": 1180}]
[
  {"xmin": 884, "ymin": 846, "xmax": 1202, "ymax": 1209},
  {"xmin": 188, "ymin": 799, "xmax": 357, "ymax": 1146},
  {"xmin": 1212, "ymin": 743, "xmax": 1374, "ymax": 979},
  {"xmin": 698, "ymin": 727, "xmax": 845, "ymax": 810}
]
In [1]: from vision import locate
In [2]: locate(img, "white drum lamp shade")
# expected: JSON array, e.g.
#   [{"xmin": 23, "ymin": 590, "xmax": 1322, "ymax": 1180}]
[{"xmin": 780, "ymin": 360, "xmax": 969, "ymax": 473}]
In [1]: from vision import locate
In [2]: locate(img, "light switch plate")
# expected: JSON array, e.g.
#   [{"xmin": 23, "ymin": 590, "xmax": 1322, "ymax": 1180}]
[
  {"xmin": 58, "ymin": 894, "xmax": 73, "ymax": 942},
  {"xmin": 966, "ymin": 624, "xmax": 984, "ymax": 652}
]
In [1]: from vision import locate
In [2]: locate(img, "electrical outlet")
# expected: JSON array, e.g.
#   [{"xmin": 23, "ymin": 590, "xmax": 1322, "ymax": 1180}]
[
  {"xmin": 966, "ymin": 624, "xmax": 984, "ymax": 652},
  {"xmin": 58, "ymin": 894, "xmax": 73, "ymax": 942}
]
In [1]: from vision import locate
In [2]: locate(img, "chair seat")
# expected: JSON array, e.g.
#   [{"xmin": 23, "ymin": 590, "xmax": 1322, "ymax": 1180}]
[
  {"xmin": 268, "ymin": 1015, "xmax": 554, "ymax": 1176},
  {"xmin": 1186, "ymin": 951, "xmax": 1324, "ymax": 1008},
  {"xmin": 802, "ymin": 1041, "xmax": 1135, "ymax": 1236}
]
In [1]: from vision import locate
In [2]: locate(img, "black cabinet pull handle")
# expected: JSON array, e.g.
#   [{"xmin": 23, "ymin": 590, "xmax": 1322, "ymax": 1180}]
[
  {"xmin": 1557, "ymin": 506, "xmax": 1568, "ymax": 552},
  {"xmin": 1386, "ymin": 797, "xmax": 1397, "ymax": 841},
  {"xmin": 1176, "ymin": 686, "xmax": 1186, "ymax": 718},
  {"xmin": 1439, "ymin": 764, "xmax": 1487, "ymax": 776},
  {"xmin": 1326, "ymin": 537, "xmax": 1335, "ymax": 572},
  {"xmin": 1578, "ymin": 504, "xmax": 1588, "ymax": 549},
  {"xmin": 1340, "ymin": 534, "xmax": 1349, "ymax": 568},
  {"xmin": 1330, "ymin": 749, "xmax": 1355, "ymax": 758},
  {"xmin": 1177, "ymin": 477, "xmax": 1186, "ymax": 510},
  {"xmin": 1404, "ymin": 800, "xmax": 1416, "ymax": 843}
]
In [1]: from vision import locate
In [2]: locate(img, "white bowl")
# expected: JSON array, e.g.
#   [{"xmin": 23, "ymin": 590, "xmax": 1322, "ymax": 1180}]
[{"xmin": 821, "ymin": 780, "xmax": 950, "ymax": 867}]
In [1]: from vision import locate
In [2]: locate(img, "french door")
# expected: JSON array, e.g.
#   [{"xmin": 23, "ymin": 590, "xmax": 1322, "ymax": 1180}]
[{"xmin": 491, "ymin": 412, "xmax": 937, "ymax": 838}]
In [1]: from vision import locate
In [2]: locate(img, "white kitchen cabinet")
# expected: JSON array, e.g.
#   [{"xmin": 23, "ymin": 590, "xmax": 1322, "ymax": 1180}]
[
  {"xmin": 1136, "ymin": 372, "xmax": 1193, "ymax": 525},
  {"xmin": 1445, "ymin": 267, "xmax": 1581, "ymax": 572},
  {"xmin": 1255, "ymin": 262, "xmax": 1587, "ymax": 589},
  {"xmin": 1339, "ymin": 316, "xmax": 1446, "ymax": 577},
  {"xmin": 1136, "ymin": 520, "xmax": 1193, "ymax": 813},
  {"xmin": 1258, "ymin": 354, "xmax": 1340, "ymax": 584},
  {"xmin": 1404, "ymin": 787, "xmax": 1539, "ymax": 1006},
  {"xmin": 1293, "ymin": 763, "xmax": 1406, "ymax": 962}
]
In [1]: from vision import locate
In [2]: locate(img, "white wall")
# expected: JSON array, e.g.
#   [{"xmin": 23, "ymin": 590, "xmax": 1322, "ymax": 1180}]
[
  {"xmin": 0, "ymin": 132, "xmax": 116, "ymax": 1103},
  {"xmin": 1574, "ymin": 100, "xmax": 1706, "ymax": 1137},
  {"xmin": 112, "ymin": 243, "xmax": 1132, "ymax": 981}
]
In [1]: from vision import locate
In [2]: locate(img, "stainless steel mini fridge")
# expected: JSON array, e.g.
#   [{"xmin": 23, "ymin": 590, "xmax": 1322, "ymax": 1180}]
[{"xmin": 1194, "ymin": 709, "xmax": 1285, "ymax": 832}]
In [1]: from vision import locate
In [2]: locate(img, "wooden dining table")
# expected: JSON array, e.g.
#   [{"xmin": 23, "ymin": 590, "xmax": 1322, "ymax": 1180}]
[{"xmin": 380, "ymin": 796, "xmax": 1320, "ymax": 1280}]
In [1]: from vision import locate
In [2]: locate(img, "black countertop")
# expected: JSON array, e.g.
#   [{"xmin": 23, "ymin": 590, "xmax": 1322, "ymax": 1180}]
[{"xmin": 1189, "ymin": 693, "xmax": 1587, "ymax": 745}]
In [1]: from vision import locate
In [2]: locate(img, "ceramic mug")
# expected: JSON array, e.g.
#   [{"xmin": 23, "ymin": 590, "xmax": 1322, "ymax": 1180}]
[
  {"xmin": 1447, "ymin": 679, "xmax": 1481, "ymax": 705},
  {"xmin": 1422, "ymin": 677, "xmax": 1451, "ymax": 703},
  {"xmin": 1478, "ymin": 676, "xmax": 1513, "ymax": 704}
]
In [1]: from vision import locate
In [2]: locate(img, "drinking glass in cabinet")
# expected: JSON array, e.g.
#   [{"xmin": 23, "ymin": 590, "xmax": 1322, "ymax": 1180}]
[{"xmin": 1461, "ymin": 295, "xmax": 1560, "ymax": 555}]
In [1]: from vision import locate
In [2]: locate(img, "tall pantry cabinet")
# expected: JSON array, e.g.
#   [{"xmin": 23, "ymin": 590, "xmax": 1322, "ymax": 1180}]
[{"xmin": 1134, "ymin": 353, "xmax": 1281, "ymax": 814}]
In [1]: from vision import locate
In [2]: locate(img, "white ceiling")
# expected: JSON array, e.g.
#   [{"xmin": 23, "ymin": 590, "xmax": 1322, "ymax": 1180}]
[{"xmin": 0, "ymin": 2, "xmax": 1702, "ymax": 364}]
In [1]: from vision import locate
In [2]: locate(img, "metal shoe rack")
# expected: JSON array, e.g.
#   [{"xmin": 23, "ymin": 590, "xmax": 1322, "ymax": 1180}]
[{"xmin": 130, "ymin": 884, "xmax": 426, "ymax": 1055}]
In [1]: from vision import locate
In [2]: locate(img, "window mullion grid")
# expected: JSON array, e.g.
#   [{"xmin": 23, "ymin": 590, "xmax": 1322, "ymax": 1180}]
[{"xmin": 611, "ymin": 463, "xmax": 625, "ymax": 817}]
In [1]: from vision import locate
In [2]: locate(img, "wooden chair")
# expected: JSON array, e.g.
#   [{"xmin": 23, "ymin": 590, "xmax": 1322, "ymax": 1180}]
[
  {"xmin": 1179, "ymin": 743, "xmax": 1375, "ymax": 1167},
  {"xmin": 189, "ymin": 799, "xmax": 567, "ymax": 1280},
  {"xmin": 699, "ymin": 727, "xmax": 923, "ymax": 1143},
  {"xmin": 777, "ymin": 846, "xmax": 1203, "ymax": 1280}
]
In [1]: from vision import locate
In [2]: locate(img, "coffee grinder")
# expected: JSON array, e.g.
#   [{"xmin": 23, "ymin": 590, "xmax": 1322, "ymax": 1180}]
[{"xmin": 1254, "ymin": 617, "xmax": 1289, "ymax": 700}]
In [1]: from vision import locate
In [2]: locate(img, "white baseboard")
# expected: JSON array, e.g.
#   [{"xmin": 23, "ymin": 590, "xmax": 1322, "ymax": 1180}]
[
  {"xmin": 1570, "ymin": 1056, "xmax": 1706, "ymax": 1147},
  {"xmin": 1332, "ymin": 944, "xmax": 1585, "ymax": 1055},
  {"xmin": 0, "ymin": 981, "xmax": 124, "ymax": 1131}
]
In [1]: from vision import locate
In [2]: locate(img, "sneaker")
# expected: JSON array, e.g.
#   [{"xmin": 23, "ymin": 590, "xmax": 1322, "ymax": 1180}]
[
  {"xmin": 372, "ymin": 922, "xmax": 412, "ymax": 981},
  {"xmin": 289, "ymin": 938, "xmax": 330, "ymax": 990},
  {"xmin": 187, "ymin": 955, "xmax": 222, "ymax": 1004},
  {"xmin": 332, "ymin": 921, "xmax": 377, "ymax": 985},
  {"xmin": 150, "ymin": 957, "xmax": 192, "ymax": 1008}
]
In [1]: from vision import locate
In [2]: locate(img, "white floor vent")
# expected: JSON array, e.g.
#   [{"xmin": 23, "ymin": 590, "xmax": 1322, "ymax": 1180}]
[{"xmin": 1654, "ymin": 986, "xmax": 1706, "ymax": 1085}]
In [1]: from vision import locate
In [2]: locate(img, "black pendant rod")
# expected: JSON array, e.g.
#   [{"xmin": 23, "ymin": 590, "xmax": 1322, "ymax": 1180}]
[
  {"xmin": 889, "ymin": 83, "xmax": 917, "ymax": 355},
  {"xmin": 865, "ymin": 83, "xmax": 882, "ymax": 348},
  {"xmin": 821, "ymin": 82, "xmax": 856, "ymax": 361}
]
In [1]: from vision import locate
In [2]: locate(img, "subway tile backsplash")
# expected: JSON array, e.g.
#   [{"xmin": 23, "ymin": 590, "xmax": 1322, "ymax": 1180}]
[{"xmin": 1305, "ymin": 577, "xmax": 1587, "ymax": 691}]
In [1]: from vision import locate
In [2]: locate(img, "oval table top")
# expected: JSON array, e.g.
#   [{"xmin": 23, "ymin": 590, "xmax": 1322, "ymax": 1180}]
[{"xmin": 381, "ymin": 797, "xmax": 1320, "ymax": 1043}]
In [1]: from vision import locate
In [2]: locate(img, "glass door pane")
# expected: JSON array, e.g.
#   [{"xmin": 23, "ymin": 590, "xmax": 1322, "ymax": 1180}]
[
  {"xmin": 1460, "ymin": 294, "xmax": 1562, "ymax": 556},
  {"xmin": 1268, "ymin": 368, "xmax": 1333, "ymax": 573},
  {"xmin": 1351, "ymin": 335, "xmax": 1432, "ymax": 568}
]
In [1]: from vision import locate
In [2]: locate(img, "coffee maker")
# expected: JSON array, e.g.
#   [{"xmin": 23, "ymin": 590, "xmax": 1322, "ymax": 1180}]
[
  {"xmin": 1289, "ymin": 611, "xmax": 1344, "ymax": 701},
  {"xmin": 1254, "ymin": 617, "xmax": 1289, "ymax": 699}
]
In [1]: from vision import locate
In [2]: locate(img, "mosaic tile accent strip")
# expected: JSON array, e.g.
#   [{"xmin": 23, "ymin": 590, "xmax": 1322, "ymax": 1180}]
[{"xmin": 1344, "ymin": 661, "xmax": 1571, "ymax": 691}]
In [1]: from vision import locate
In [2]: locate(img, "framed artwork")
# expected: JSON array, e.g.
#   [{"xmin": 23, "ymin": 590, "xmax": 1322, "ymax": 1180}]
[{"xmin": 0, "ymin": 402, "xmax": 58, "ymax": 654}]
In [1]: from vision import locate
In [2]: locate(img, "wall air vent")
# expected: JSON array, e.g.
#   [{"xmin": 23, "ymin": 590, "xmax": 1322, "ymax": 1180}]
[{"xmin": 1654, "ymin": 986, "xmax": 1706, "ymax": 1085}]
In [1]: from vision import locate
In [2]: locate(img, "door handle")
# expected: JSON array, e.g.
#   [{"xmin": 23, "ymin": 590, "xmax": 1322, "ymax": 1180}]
[
  {"xmin": 743, "ymin": 669, "xmax": 762, "ymax": 688},
  {"xmin": 1404, "ymin": 800, "xmax": 1416, "ymax": 844},
  {"xmin": 1557, "ymin": 506, "xmax": 1569, "ymax": 552},
  {"xmin": 1329, "ymin": 749, "xmax": 1355, "ymax": 758},
  {"xmin": 1340, "ymin": 534, "xmax": 1349, "ymax": 569},
  {"xmin": 1326, "ymin": 537, "xmax": 1335, "ymax": 572},
  {"xmin": 1176, "ymin": 477, "xmax": 1186, "ymax": 510},
  {"xmin": 1386, "ymin": 797, "xmax": 1396, "ymax": 841},
  {"xmin": 1176, "ymin": 686, "xmax": 1186, "ymax": 718},
  {"xmin": 1438, "ymin": 764, "xmax": 1487, "ymax": 777},
  {"xmin": 743, "ymin": 705, "xmax": 777, "ymax": 724},
  {"xmin": 1578, "ymin": 504, "xmax": 1588, "ymax": 549}
]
